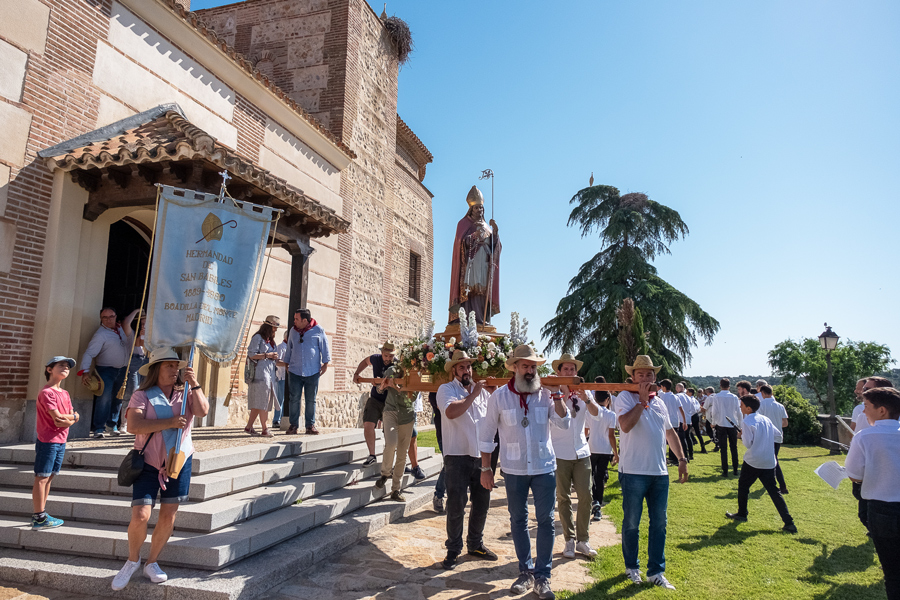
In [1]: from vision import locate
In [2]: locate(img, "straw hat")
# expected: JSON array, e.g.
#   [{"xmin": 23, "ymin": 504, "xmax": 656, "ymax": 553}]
[
  {"xmin": 379, "ymin": 341, "xmax": 396, "ymax": 354},
  {"xmin": 264, "ymin": 315, "xmax": 281, "ymax": 327},
  {"xmin": 444, "ymin": 350, "xmax": 475, "ymax": 373},
  {"xmin": 504, "ymin": 345, "xmax": 546, "ymax": 370},
  {"xmin": 85, "ymin": 367, "xmax": 104, "ymax": 397},
  {"xmin": 552, "ymin": 353, "xmax": 583, "ymax": 373},
  {"xmin": 624, "ymin": 355, "xmax": 662, "ymax": 375},
  {"xmin": 138, "ymin": 347, "xmax": 188, "ymax": 376}
]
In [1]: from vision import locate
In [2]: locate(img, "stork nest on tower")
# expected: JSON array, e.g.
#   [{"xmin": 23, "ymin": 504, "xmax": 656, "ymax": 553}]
[{"xmin": 383, "ymin": 16, "xmax": 413, "ymax": 65}]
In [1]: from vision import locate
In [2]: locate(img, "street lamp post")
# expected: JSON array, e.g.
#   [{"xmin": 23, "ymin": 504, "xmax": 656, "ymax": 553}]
[{"xmin": 818, "ymin": 323, "xmax": 840, "ymax": 453}]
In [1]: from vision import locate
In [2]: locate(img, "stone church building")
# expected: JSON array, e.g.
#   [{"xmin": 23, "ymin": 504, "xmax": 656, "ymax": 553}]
[{"xmin": 0, "ymin": 0, "xmax": 434, "ymax": 442}]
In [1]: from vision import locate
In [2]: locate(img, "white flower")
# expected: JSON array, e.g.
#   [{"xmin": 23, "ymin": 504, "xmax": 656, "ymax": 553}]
[
  {"xmin": 487, "ymin": 341, "xmax": 496, "ymax": 350},
  {"xmin": 449, "ymin": 337, "xmax": 456, "ymax": 345},
  {"xmin": 497, "ymin": 352, "xmax": 507, "ymax": 360},
  {"xmin": 481, "ymin": 361, "xmax": 489, "ymax": 370}
]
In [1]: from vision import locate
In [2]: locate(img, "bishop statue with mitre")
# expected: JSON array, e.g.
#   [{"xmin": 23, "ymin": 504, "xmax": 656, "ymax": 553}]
[{"xmin": 448, "ymin": 185, "xmax": 501, "ymax": 325}]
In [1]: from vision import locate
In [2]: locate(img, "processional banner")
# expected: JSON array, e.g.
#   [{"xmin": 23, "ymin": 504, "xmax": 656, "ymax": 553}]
[{"xmin": 145, "ymin": 185, "xmax": 275, "ymax": 363}]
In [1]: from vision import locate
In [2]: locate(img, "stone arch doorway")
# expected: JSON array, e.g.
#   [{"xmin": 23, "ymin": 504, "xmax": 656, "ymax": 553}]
[{"xmin": 102, "ymin": 218, "xmax": 151, "ymax": 320}]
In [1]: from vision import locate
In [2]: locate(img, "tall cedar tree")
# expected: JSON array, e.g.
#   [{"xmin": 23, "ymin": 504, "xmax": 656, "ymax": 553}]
[{"xmin": 542, "ymin": 186, "xmax": 719, "ymax": 381}]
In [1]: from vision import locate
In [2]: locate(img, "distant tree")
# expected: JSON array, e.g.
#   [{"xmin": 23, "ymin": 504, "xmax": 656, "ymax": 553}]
[
  {"xmin": 767, "ymin": 338, "xmax": 893, "ymax": 415},
  {"xmin": 772, "ymin": 384, "xmax": 822, "ymax": 445},
  {"xmin": 542, "ymin": 186, "xmax": 719, "ymax": 380}
]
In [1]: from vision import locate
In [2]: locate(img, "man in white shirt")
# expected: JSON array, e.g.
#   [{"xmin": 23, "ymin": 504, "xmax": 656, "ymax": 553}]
[
  {"xmin": 436, "ymin": 351, "xmax": 496, "ymax": 570},
  {"xmin": 479, "ymin": 345, "xmax": 569, "ymax": 600},
  {"xmin": 685, "ymin": 386, "xmax": 707, "ymax": 453},
  {"xmin": 616, "ymin": 356, "xmax": 688, "ymax": 591},
  {"xmin": 757, "ymin": 384, "xmax": 789, "ymax": 493},
  {"xmin": 754, "ymin": 379, "xmax": 768, "ymax": 402},
  {"xmin": 79, "ymin": 306, "xmax": 139, "ymax": 438},
  {"xmin": 850, "ymin": 376, "xmax": 895, "ymax": 528},
  {"xmin": 701, "ymin": 386, "xmax": 718, "ymax": 450},
  {"xmin": 706, "ymin": 378, "xmax": 742, "ymax": 477},
  {"xmin": 844, "ymin": 386, "xmax": 900, "ymax": 600},
  {"xmin": 725, "ymin": 395, "xmax": 796, "ymax": 532},
  {"xmin": 657, "ymin": 380, "xmax": 686, "ymax": 465},
  {"xmin": 587, "ymin": 376, "xmax": 618, "ymax": 522},
  {"xmin": 548, "ymin": 354, "xmax": 599, "ymax": 560},
  {"xmin": 675, "ymin": 383, "xmax": 694, "ymax": 460}
]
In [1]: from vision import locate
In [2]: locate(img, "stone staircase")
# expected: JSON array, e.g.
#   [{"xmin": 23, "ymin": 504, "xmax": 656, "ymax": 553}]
[{"xmin": 0, "ymin": 428, "xmax": 443, "ymax": 599}]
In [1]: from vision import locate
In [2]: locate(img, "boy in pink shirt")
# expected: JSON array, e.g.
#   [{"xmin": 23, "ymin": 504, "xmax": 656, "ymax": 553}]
[{"xmin": 33, "ymin": 356, "xmax": 79, "ymax": 530}]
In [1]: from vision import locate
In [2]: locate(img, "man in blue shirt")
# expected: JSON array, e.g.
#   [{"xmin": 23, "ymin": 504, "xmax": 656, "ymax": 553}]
[{"xmin": 280, "ymin": 308, "xmax": 331, "ymax": 435}]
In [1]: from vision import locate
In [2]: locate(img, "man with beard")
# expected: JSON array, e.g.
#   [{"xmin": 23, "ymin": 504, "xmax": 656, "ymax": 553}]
[
  {"xmin": 617, "ymin": 356, "xmax": 688, "ymax": 590},
  {"xmin": 479, "ymin": 345, "xmax": 570, "ymax": 600},
  {"xmin": 436, "ymin": 350, "xmax": 496, "ymax": 569}
]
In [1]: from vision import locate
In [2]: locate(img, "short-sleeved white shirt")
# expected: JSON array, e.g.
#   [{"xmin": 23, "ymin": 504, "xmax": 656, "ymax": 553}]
[
  {"xmin": 677, "ymin": 393, "xmax": 693, "ymax": 419},
  {"xmin": 658, "ymin": 391, "xmax": 683, "ymax": 428},
  {"xmin": 852, "ymin": 403, "xmax": 872, "ymax": 433},
  {"xmin": 479, "ymin": 384, "xmax": 570, "ymax": 476},
  {"xmin": 587, "ymin": 405, "xmax": 617, "ymax": 455},
  {"xmin": 436, "ymin": 379, "xmax": 489, "ymax": 458},
  {"xmin": 708, "ymin": 390, "xmax": 742, "ymax": 428},
  {"xmin": 550, "ymin": 392, "xmax": 591, "ymax": 461},
  {"xmin": 845, "ymin": 419, "xmax": 900, "ymax": 502},
  {"xmin": 616, "ymin": 391, "xmax": 672, "ymax": 476},
  {"xmin": 741, "ymin": 412, "xmax": 777, "ymax": 469},
  {"xmin": 757, "ymin": 397, "xmax": 788, "ymax": 443}
]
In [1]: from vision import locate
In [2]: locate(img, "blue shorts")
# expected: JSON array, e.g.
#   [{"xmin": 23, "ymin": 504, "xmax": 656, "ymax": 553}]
[
  {"xmin": 412, "ymin": 425, "xmax": 418, "ymax": 438},
  {"xmin": 34, "ymin": 440, "xmax": 66, "ymax": 477},
  {"xmin": 132, "ymin": 455, "xmax": 192, "ymax": 507}
]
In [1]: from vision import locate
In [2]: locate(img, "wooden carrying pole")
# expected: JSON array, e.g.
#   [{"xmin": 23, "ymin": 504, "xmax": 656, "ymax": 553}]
[{"xmin": 357, "ymin": 376, "xmax": 657, "ymax": 394}]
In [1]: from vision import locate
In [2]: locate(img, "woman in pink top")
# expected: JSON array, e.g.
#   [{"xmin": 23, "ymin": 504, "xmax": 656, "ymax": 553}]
[{"xmin": 111, "ymin": 347, "xmax": 208, "ymax": 591}]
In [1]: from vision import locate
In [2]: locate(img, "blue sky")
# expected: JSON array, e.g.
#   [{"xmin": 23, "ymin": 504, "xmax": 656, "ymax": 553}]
[{"xmin": 194, "ymin": 0, "xmax": 900, "ymax": 376}]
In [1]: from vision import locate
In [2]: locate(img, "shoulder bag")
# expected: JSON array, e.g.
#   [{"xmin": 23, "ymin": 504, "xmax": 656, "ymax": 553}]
[{"xmin": 117, "ymin": 432, "xmax": 154, "ymax": 487}]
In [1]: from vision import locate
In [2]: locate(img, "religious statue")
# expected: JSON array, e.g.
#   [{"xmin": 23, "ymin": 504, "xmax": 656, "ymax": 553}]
[{"xmin": 448, "ymin": 185, "xmax": 501, "ymax": 325}]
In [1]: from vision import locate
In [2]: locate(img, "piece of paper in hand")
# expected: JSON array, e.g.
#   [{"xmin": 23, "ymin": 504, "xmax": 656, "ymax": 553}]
[{"xmin": 815, "ymin": 461, "xmax": 848, "ymax": 490}]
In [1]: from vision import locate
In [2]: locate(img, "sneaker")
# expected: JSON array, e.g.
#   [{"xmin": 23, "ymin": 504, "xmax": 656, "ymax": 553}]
[
  {"xmin": 467, "ymin": 545, "xmax": 498, "ymax": 561},
  {"xmin": 648, "ymin": 573, "xmax": 676, "ymax": 590},
  {"xmin": 143, "ymin": 561, "xmax": 168, "ymax": 583},
  {"xmin": 271, "ymin": 421, "xmax": 280, "ymax": 427},
  {"xmin": 576, "ymin": 541, "xmax": 597, "ymax": 558},
  {"xmin": 411, "ymin": 465, "xmax": 426, "ymax": 480},
  {"xmin": 31, "ymin": 515, "xmax": 64, "ymax": 530},
  {"xmin": 510, "ymin": 571, "xmax": 535, "ymax": 595},
  {"xmin": 363, "ymin": 455, "xmax": 377, "ymax": 467},
  {"xmin": 625, "ymin": 568, "xmax": 643, "ymax": 584},
  {"xmin": 404, "ymin": 466, "xmax": 412, "ymax": 474},
  {"xmin": 441, "ymin": 551, "xmax": 459, "ymax": 569},
  {"xmin": 433, "ymin": 495, "xmax": 445, "ymax": 513},
  {"xmin": 783, "ymin": 523, "xmax": 798, "ymax": 534},
  {"xmin": 389, "ymin": 490, "xmax": 406, "ymax": 502},
  {"xmin": 374, "ymin": 475, "xmax": 388, "ymax": 489},
  {"xmin": 563, "ymin": 539, "xmax": 575, "ymax": 559},
  {"xmin": 111, "ymin": 559, "xmax": 141, "ymax": 590},
  {"xmin": 591, "ymin": 503, "xmax": 602, "ymax": 522},
  {"xmin": 110, "ymin": 426, "xmax": 122, "ymax": 437},
  {"xmin": 94, "ymin": 430, "xmax": 105, "ymax": 439},
  {"xmin": 725, "ymin": 512, "xmax": 748, "ymax": 522},
  {"xmin": 534, "ymin": 577, "xmax": 555, "ymax": 600}
]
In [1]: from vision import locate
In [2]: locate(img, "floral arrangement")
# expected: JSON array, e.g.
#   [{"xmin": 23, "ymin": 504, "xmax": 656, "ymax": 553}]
[{"xmin": 396, "ymin": 312, "xmax": 550, "ymax": 380}]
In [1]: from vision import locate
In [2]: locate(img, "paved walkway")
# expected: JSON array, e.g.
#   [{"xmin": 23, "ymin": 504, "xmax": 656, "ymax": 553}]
[{"xmin": 0, "ymin": 476, "xmax": 618, "ymax": 600}]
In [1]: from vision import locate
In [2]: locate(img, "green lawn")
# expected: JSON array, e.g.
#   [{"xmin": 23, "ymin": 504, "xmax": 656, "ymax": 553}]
[
  {"xmin": 416, "ymin": 428, "xmax": 440, "ymax": 453},
  {"xmin": 563, "ymin": 445, "xmax": 885, "ymax": 600}
]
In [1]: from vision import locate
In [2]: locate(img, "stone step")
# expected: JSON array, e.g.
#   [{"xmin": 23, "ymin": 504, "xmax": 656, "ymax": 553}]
[
  {"xmin": 0, "ymin": 478, "xmax": 440, "ymax": 600},
  {"xmin": 0, "ymin": 429, "xmax": 374, "ymax": 475},
  {"xmin": 0, "ymin": 443, "xmax": 434, "ymax": 533},
  {"xmin": 0, "ymin": 440, "xmax": 425, "ymax": 502},
  {"xmin": 0, "ymin": 454, "xmax": 442, "ymax": 572}
]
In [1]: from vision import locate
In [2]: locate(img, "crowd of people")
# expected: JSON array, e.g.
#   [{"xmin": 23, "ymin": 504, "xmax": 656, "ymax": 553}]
[{"xmin": 29, "ymin": 305, "xmax": 899, "ymax": 598}]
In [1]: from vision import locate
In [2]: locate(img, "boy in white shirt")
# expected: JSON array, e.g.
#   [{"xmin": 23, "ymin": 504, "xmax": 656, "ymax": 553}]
[
  {"xmin": 726, "ymin": 395, "xmax": 796, "ymax": 533},
  {"xmin": 587, "ymin": 379, "xmax": 618, "ymax": 522},
  {"xmin": 845, "ymin": 386, "xmax": 900, "ymax": 600},
  {"xmin": 757, "ymin": 385, "xmax": 789, "ymax": 494}
]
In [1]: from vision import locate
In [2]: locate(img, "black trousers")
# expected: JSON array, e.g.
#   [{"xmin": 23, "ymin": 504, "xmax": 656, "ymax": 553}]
[
  {"xmin": 868, "ymin": 500, "xmax": 900, "ymax": 600},
  {"xmin": 590, "ymin": 453, "xmax": 613, "ymax": 505},
  {"xmin": 706, "ymin": 420, "xmax": 718, "ymax": 445},
  {"xmin": 852, "ymin": 481, "xmax": 869, "ymax": 528},
  {"xmin": 715, "ymin": 425, "xmax": 739, "ymax": 473},
  {"xmin": 773, "ymin": 442, "xmax": 787, "ymax": 490},
  {"xmin": 444, "ymin": 455, "xmax": 491, "ymax": 555},
  {"xmin": 736, "ymin": 462, "xmax": 793, "ymax": 525},
  {"xmin": 668, "ymin": 425, "xmax": 692, "ymax": 462},
  {"xmin": 691, "ymin": 414, "xmax": 707, "ymax": 451}
]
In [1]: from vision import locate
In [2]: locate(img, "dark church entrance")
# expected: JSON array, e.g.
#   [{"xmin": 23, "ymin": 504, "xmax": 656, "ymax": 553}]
[{"xmin": 102, "ymin": 219, "xmax": 151, "ymax": 321}]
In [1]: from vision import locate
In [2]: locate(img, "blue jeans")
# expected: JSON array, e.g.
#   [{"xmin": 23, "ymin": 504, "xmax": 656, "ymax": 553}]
[
  {"xmin": 34, "ymin": 440, "xmax": 66, "ymax": 477},
  {"xmin": 620, "ymin": 472, "xmax": 669, "ymax": 576},
  {"xmin": 504, "ymin": 471, "xmax": 557, "ymax": 581},
  {"xmin": 273, "ymin": 379, "xmax": 285, "ymax": 423},
  {"xmin": 91, "ymin": 365, "xmax": 127, "ymax": 434},
  {"xmin": 124, "ymin": 355, "xmax": 148, "ymax": 402},
  {"xmin": 288, "ymin": 372, "xmax": 319, "ymax": 428}
]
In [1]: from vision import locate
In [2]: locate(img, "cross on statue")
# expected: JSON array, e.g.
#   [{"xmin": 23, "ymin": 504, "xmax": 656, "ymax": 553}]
[{"xmin": 218, "ymin": 170, "xmax": 231, "ymax": 203}]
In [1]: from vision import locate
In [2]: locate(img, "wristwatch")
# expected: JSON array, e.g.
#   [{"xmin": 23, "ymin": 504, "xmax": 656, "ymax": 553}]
[{"xmin": 479, "ymin": 466, "xmax": 492, "ymax": 473}]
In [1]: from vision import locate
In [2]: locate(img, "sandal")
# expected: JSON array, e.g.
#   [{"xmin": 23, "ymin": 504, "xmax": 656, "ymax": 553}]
[
  {"xmin": 244, "ymin": 425, "xmax": 257, "ymax": 436},
  {"xmin": 260, "ymin": 429, "xmax": 274, "ymax": 438}
]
